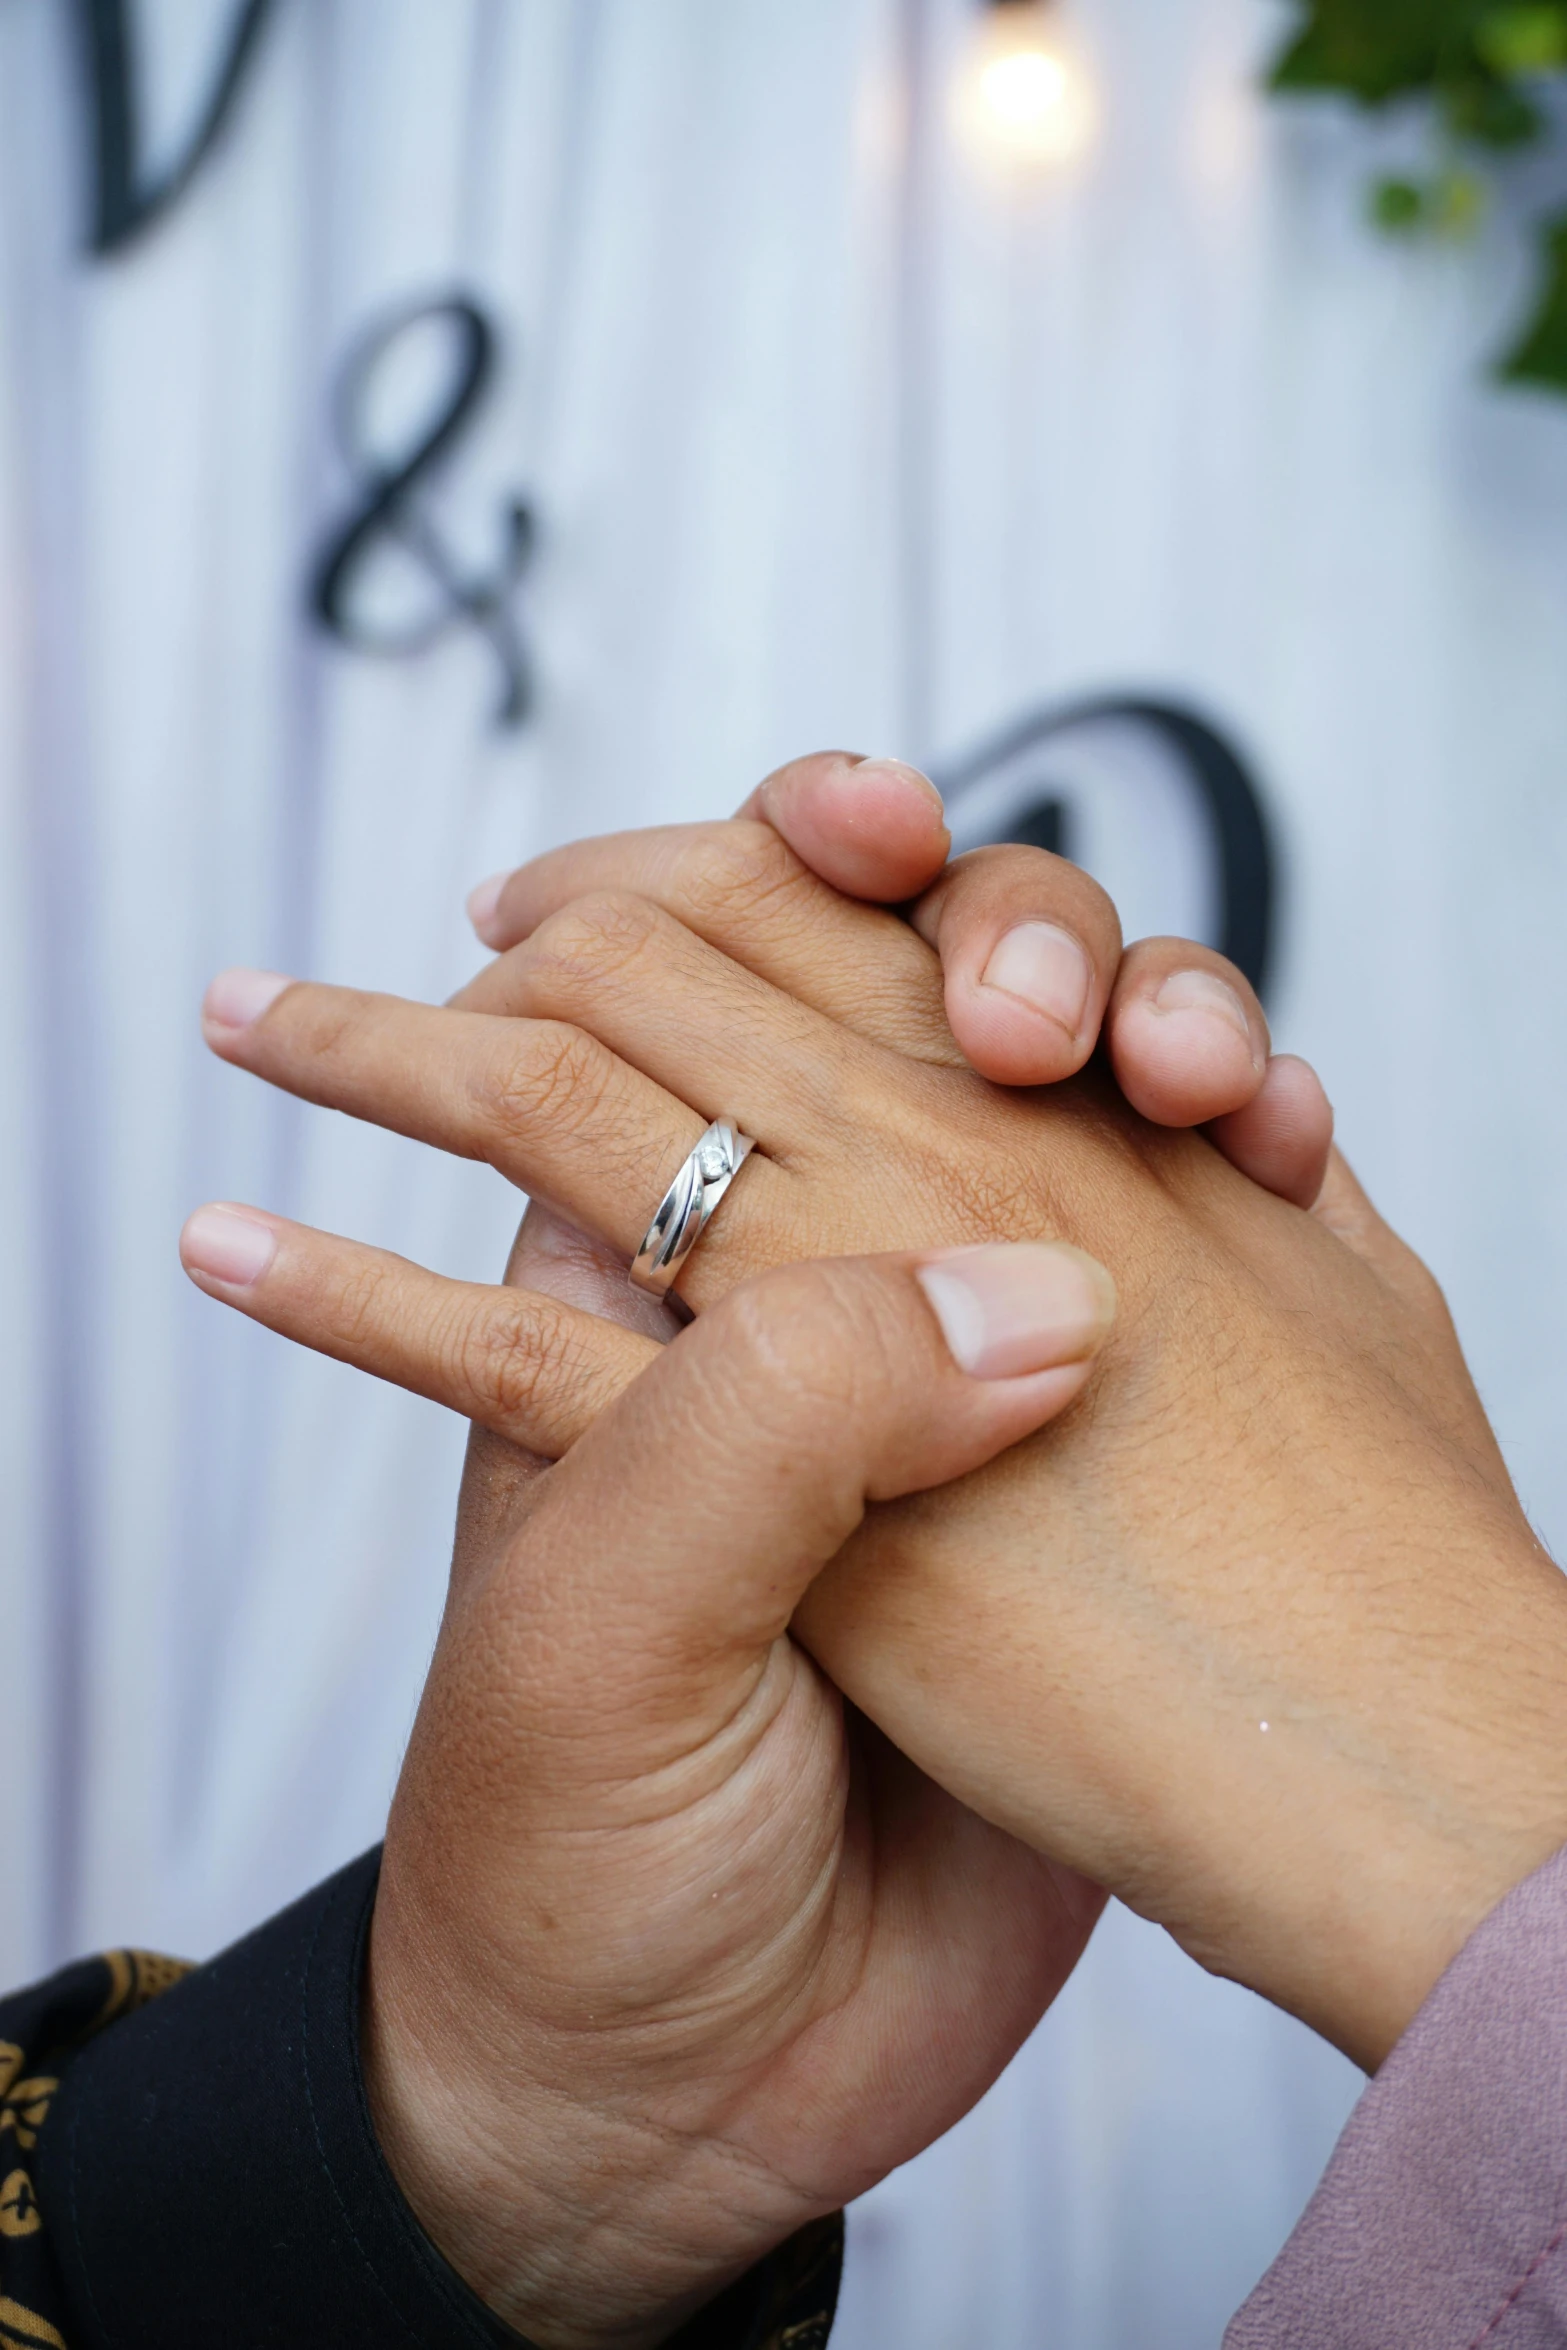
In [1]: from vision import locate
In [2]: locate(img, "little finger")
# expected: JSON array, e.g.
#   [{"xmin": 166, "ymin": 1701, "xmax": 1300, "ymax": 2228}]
[{"xmin": 1207, "ymin": 1055, "xmax": 1334, "ymax": 1211}]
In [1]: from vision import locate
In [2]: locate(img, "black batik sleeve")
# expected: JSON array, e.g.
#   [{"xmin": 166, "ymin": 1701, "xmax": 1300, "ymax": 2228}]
[{"xmin": 0, "ymin": 1850, "xmax": 840, "ymax": 2350}]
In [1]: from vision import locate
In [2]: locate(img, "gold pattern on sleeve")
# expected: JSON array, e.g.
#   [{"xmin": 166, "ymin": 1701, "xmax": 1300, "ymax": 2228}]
[
  {"xmin": 0, "ymin": 1946, "xmax": 196, "ymax": 2348},
  {"xmin": 0, "ymin": 2293, "xmax": 68, "ymax": 2347},
  {"xmin": 0, "ymin": 2088, "xmax": 55, "ymax": 2159},
  {"xmin": 752, "ymin": 2213, "xmax": 841, "ymax": 2350},
  {"xmin": 91, "ymin": 1950, "xmax": 192, "ymax": 2032},
  {"xmin": 0, "ymin": 2176, "xmax": 40, "ymax": 2242}
]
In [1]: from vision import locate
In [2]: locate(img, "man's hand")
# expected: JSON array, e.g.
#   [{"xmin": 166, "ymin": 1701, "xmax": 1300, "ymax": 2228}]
[{"xmin": 355, "ymin": 1245, "xmax": 1112, "ymax": 2350}]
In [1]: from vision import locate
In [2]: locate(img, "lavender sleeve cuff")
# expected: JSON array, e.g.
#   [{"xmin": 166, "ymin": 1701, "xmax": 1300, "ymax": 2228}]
[{"xmin": 1227, "ymin": 1841, "xmax": 1567, "ymax": 2349}]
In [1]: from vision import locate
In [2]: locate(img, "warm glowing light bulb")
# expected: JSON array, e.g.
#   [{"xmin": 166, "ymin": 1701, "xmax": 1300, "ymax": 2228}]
[
  {"xmin": 980, "ymin": 49, "xmax": 1069, "ymax": 132},
  {"xmin": 956, "ymin": 2, "xmax": 1095, "ymax": 172}
]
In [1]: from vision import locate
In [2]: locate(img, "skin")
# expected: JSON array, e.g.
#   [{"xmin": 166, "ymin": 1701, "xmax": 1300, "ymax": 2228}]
[
  {"xmin": 182, "ymin": 773, "xmax": 1260, "ymax": 2350},
  {"xmin": 179, "ymin": 760, "xmax": 1567, "ymax": 2345},
  {"xmin": 471, "ymin": 753, "xmax": 1335, "ymax": 1206},
  {"xmin": 350, "ymin": 1241, "xmax": 1115, "ymax": 2350}
]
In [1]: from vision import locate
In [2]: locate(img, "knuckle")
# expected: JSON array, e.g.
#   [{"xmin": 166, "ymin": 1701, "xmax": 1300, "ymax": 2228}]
[
  {"xmin": 672, "ymin": 822, "xmax": 814, "ymax": 930},
  {"xmin": 450, "ymin": 1296, "xmax": 564, "ymax": 1430},
  {"xmin": 1397, "ymin": 1250, "xmax": 1451, "ymax": 1328},
  {"xmin": 528, "ymin": 891, "xmax": 661, "ymax": 987},
  {"xmin": 955, "ymin": 841, "xmax": 1071, "ymax": 891},
  {"xmin": 329, "ymin": 1253, "xmax": 395, "ymax": 1349},
  {"xmin": 472, "ymin": 1022, "xmax": 611, "ymax": 1145},
  {"xmin": 296, "ymin": 989, "xmax": 369, "ymax": 1067}
]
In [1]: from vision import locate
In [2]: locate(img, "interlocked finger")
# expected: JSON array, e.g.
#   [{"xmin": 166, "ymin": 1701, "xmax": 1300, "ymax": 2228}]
[
  {"xmin": 449, "ymin": 890, "xmax": 897, "ymax": 1148},
  {"xmin": 460, "ymin": 800, "xmax": 1333, "ymax": 1208},
  {"xmin": 455, "ymin": 820, "xmax": 958, "ymax": 1064}
]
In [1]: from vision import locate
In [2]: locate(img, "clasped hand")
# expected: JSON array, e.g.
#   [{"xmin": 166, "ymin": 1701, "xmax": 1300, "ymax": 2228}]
[{"xmin": 182, "ymin": 753, "xmax": 1567, "ymax": 2350}]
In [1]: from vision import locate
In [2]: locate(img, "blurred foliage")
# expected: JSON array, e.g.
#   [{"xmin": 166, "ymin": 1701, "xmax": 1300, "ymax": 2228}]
[{"xmin": 1269, "ymin": 3, "xmax": 1567, "ymax": 392}]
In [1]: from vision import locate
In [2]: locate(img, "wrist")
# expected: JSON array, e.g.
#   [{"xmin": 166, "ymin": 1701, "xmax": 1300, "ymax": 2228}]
[
  {"xmin": 360, "ymin": 1893, "xmax": 781, "ymax": 2350},
  {"xmin": 1250, "ymin": 1560, "xmax": 1567, "ymax": 2071}
]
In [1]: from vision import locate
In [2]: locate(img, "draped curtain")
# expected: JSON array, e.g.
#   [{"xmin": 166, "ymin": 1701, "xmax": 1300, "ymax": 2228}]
[{"xmin": 4, "ymin": 2, "xmax": 1566, "ymax": 2341}]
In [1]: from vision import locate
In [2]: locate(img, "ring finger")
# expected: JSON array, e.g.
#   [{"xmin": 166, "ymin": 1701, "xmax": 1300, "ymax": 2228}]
[{"xmin": 200, "ymin": 964, "xmax": 795, "ymax": 1287}]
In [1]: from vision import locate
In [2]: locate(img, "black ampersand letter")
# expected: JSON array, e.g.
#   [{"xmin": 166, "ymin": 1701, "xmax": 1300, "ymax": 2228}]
[
  {"xmin": 71, "ymin": 0, "xmax": 279, "ymax": 254},
  {"xmin": 309, "ymin": 296, "xmax": 535, "ymax": 730}
]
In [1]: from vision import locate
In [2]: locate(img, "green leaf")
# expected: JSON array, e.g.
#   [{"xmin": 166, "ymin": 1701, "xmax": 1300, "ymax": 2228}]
[
  {"xmin": 1433, "ymin": 166, "xmax": 1487, "ymax": 228},
  {"xmin": 1369, "ymin": 169, "xmax": 1487, "ymax": 234},
  {"xmin": 1474, "ymin": 4, "xmax": 1567, "ymax": 75},
  {"xmin": 1497, "ymin": 210, "xmax": 1567, "ymax": 390},
  {"xmin": 1270, "ymin": 0, "xmax": 1562, "ymax": 121},
  {"xmin": 1371, "ymin": 174, "xmax": 1429, "ymax": 226},
  {"xmin": 1268, "ymin": 0, "xmax": 1463, "ymax": 102},
  {"xmin": 1439, "ymin": 69, "xmax": 1545, "ymax": 144}
]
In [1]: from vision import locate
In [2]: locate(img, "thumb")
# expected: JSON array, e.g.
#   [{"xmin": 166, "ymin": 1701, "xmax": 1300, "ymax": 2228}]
[{"xmin": 479, "ymin": 1241, "xmax": 1115, "ymax": 1776}]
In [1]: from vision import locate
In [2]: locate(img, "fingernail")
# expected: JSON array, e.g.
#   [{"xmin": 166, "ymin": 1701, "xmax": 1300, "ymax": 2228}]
[
  {"xmin": 203, "ymin": 968, "xmax": 290, "ymax": 1030},
  {"xmin": 1151, "ymin": 963, "xmax": 1259, "ymax": 1066},
  {"xmin": 980, "ymin": 923, "xmax": 1091, "ymax": 1036},
  {"xmin": 917, "ymin": 1242, "xmax": 1116, "ymax": 1380},
  {"xmin": 181, "ymin": 1204, "xmax": 278, "ymax": 1289},
  {"xmin": 1151, "ymin": 969, "xmax": 1256, "ymax": 1047},
  {"xmin": 466, "ymin": 872, "xmax": 508, "ymax": 943},
  {"xmin": 852, "ymin": 757, "xmax": 945, "ymax": 813}
]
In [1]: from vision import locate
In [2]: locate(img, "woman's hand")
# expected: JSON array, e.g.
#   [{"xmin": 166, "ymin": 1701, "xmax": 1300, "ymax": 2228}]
[
  {"xmin": 470, "ymin": 750, "xmax": 1335, "ymax": 1208},
  {"xmin": 181, "ymin": 784, "xmax": 1322, "ymax": 1447}
]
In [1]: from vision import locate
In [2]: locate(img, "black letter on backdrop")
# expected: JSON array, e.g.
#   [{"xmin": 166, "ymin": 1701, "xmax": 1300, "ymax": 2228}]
[
  {"xmin": 310, "ymin": 295, "xmax": 536, "ymax": 730},
  {"xmin": 72, "ymin": 0, "xmax": 278, "ymax": 254}
]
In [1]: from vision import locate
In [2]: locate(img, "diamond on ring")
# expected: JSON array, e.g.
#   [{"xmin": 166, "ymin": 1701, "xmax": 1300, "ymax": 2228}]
[
  {"xmin": 630, "ymin": 1119, "xmax": 756, "ymax": 1297},
  {"xmin": 696, "ymin": 1134, "xmax": 733, "ymax": 1184}
]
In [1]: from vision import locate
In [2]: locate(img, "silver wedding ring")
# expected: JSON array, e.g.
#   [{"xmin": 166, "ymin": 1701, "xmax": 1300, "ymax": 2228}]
[{"xmin": 630, "ymin": 1120, "xmax": 755, "ymax": 1297}]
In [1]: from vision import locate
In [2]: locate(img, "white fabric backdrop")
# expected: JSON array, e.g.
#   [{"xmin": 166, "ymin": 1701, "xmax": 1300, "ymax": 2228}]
[{"xmin": 4, "ymin": 2, "xmax": 1567, "ymax": 2341}]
